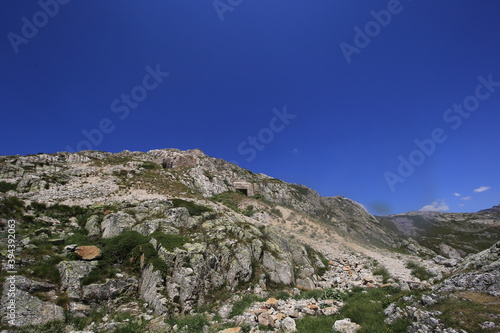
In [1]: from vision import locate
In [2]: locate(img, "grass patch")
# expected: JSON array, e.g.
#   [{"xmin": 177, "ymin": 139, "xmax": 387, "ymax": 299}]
[
  {"xmin": 166, "ymin": 314, "xmax": 209, "ymax": 332},
  {"xmin": 230, "ymin": 295, "xmax": 265, "ymax": 318},
  {"xmin": 210, "ymin": 191, "xmax": 244, "ymax": 213},
  {"xmin": 137, "ymin": 161, "xmax": 161, "ymax": 170},
  {"xmin": 406, "ymin": 261, "xmax": 435, "ymax": 281},
  {"xmin": 373, "ymin": 266, "xmax": 391, "ymax": 283},
  {"xmin": 429, "ymin": 292, "xmax": 500, "ymax": 333},
  {"xmin": 296, "ymin": 287, "xmax": 412, "ymax": 333},
  {"xmin": 19, "ymin": 255, "xmax": 65, "ymax": 284},
  {"xmin": 172, "ymin": 199, "xmax": 212, "ymax": 216},
  {"xmin": 0, "ymin": 181, "xmax": 17, "ymax": 193}
]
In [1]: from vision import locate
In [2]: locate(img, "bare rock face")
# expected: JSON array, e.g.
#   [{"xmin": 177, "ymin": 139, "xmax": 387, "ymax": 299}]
[
  {"xmin": 75, "ymin": 245, "xmax": 102, "ymax": 260},
  {"xmin": 0, "ymin": 276, "xmax": 64, "ymax": 327}
]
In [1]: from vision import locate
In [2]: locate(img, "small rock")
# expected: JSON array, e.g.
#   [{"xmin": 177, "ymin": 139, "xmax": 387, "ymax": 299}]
[
  {"xmin": 218, "ymin": 327, "xmax": 242, "ymax": 333},
  {"xmin": 333, "ymin": 318, "xmax": 361, "ymax": 333},
  {"xmin": 321, "ymin": 306, "xmax": 339, "ymax": 316},
  {"xmin": 258, "ymin": 312, "xmax": 275, "ymax": 327},
  {"xmin": 75, "ymin": 246, "xmax": 102, "ymax": 260},
  {"xmin": 281, "ymin": 317, "xmax": 297, "ymax": 332}
]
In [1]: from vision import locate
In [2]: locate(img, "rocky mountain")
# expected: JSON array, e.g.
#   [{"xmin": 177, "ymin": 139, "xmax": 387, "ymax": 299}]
[
  {"xmin": 375, "ymin": 208, "xmax": 500, "ymax": 259},
  {"xmin": 0, "ymin": 148, "xmax": 498, "ymax": 332}
]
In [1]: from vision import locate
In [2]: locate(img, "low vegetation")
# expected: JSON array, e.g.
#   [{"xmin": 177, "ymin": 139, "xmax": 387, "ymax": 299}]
[{"xmin": 406, "ymin": 261, "xmax": 435, "ymax": 281}]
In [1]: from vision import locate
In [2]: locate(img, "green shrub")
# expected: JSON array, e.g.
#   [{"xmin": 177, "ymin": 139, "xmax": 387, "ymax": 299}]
[
  {"xmin": 0, "ymin": 196, "xmax": 25, "ymax": 217},
  {"xmin": 270, "ymin": 207, "xmax": 283, "ymax": 218},
  {"xmin": 21, "ymin": 255, "xmax": 65, "ymax": 284},
  {"xmin": 150, "ymin": 232, "xmax": 190, "ymax": 252},
  {"xmin": 137, "ymin": 162, "xmax": 161, "ymax": 170},
  {"xmin": 172, "ymin": 199, "xmax": 212, "ymax": 216},
  {"xmin": 210, "ymin": 191, "xmax": 241, "ymax": 213},
  {"xmin": 0, "ymin": 181, "xmax": 17, "ymax": 193},
  {"xmin": 373, "ymin": 266, "xmax": 391, "ymax": 283},
  {"xmin": 406, "ymin": 261, "xmax": 435, "ymax": 281}
]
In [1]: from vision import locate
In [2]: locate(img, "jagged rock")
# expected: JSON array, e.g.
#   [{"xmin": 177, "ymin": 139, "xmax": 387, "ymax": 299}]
[
  {"xmin": 258, "ymin": 311, "xmax": 275, "ymax": 327},
  {"xmin": 139, "ymin": 264, "xmax": 167, "ymax": 315},
  {"xmin": 85, "ymin": 215, "xmax": 101, "ymax": 236},
  {"xmin": 101, "ymin": 212, "xmax": 136, "ymax": 238},
  {"xmin": 57, "ymin": 261, "xmax": 98, "ymax": 299},
  {"xmin": 333, "ymin": 318, "xmax": 361, "ymax": 333},
  {"xmin": 82, "ymin": 277, "xmax": 138, "ymax": 301},
  {"xmin": 0, "ymin": 276, "xmax": 64, "ymax": 327},
  {"xmin": 75, "ymin": 246, "xmax": 102, "ymax": 260}
]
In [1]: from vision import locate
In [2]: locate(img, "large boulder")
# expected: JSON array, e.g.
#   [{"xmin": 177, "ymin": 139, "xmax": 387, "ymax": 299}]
[
  {"xmin": 57, "ymin": 261, "xmax": 98, "ymax": 299},
  {"xmin": 101, "ymin": 212, "xmax": 136, "ymax": 238}
]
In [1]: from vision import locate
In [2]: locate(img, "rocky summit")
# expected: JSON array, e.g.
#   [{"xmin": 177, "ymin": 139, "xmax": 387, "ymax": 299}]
[{"xmin": 0, "ymin": 148, "xmax": 499, "ymax": 332}]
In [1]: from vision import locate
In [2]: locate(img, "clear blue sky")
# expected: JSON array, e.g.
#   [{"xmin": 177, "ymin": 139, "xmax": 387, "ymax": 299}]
[{"xmin": 1, "ymin": 0, "xmax": 499, "ymax": 214}]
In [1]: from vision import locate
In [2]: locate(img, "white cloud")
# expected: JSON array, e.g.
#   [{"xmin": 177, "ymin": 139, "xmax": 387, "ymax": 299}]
[
  {"xmin": 474, "ymin": 186, "xmax": 491, "ymax": 193},
  {"xmin": 419, "ymin": 200, "xmax": 449, "ymax": 212},
  {"xmin": 453, "ymin": 193, "xmax": 461, "ymax": 197},
  {"xmin": 459, "ymin": 203, "xmax": 465, "ymax": 207},
  {"xmin": 461, "ymin": 196, "xmax": 472, "ymax": 201}
]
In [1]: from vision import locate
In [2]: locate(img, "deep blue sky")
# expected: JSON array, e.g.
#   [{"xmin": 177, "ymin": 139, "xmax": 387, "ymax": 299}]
[{"xmin": 1, "ymin": 0, "xmax": 499, "ymax": 214}]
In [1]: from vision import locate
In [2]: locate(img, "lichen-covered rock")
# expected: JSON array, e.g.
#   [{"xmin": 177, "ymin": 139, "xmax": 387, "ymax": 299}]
[
  {"xmin": 139, "ymin": 264, "xmax": 167, "ymax": 315},
  {"xmin": 57, "ymin": 261, "xmax": 98, "ymax": 299},
  {"xmin": 0, "ymin": 276, "xmax": 64, "ymax": 327},
  {"xmin": 83, "ymin": 277, "xmax": 138, "ymax": 301},
  {"xmin": 262, "ymin": 251, "xmax": 294, "ymax": 285},
  {"xmin": 101, "ymin": 212, "xmax": 136, "ymax": 238},
  {"xmin": 85, "ymin": 215, "xmax": 101, "ymax": 236}
]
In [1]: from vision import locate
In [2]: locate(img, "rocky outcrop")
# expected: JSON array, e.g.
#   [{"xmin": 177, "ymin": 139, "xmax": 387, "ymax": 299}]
[
  {"xmin": 57, "ymin": 261, "xmax": 98, "ymax": 299},
  {"xmin": 0, "ymin": 276, "xmax": 64, "ymax": 327}
]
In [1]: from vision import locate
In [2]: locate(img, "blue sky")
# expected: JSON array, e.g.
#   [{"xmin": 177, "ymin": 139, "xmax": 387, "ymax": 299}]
[{"xmin": 1, "ymin": 0, "xmax": 499, "ymax": 214}]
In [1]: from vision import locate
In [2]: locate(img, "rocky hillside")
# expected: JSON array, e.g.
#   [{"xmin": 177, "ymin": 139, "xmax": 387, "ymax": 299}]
[
  {"xmin": 0, "ymin": 148, "xmax": 499, "ymax": 332},
  {"xmin": 376, "ymin": 208, "xmax": 500, "ymax": 259}
]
